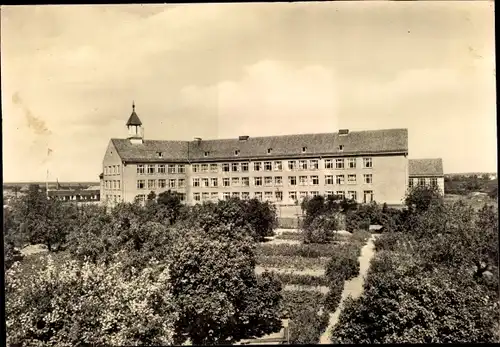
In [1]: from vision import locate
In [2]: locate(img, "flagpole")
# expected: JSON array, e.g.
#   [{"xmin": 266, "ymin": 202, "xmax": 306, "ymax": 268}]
[{"xmin": 46, "ymin": 168, "xmax": 49, "ymax": 198}]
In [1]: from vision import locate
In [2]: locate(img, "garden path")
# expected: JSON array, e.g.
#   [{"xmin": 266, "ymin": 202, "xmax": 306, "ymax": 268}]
[{"xmin": 318, "ymin": 234, "xmax": 380, "ymax": 344}]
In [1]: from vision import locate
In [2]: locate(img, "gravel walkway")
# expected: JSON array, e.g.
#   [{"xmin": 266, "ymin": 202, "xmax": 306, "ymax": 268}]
[{"xmin": 319, "ymin": 234, "xmax": 379, "ymax": 344}]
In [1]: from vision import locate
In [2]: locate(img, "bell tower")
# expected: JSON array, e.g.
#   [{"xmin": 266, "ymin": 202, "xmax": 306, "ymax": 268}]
[{"xmin": 126, "ymin": 101, "xmax": 143, "ymax": 144}]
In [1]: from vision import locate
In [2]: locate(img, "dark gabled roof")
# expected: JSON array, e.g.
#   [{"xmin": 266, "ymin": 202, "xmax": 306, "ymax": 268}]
[
  {"xmin": 111, "ymin": 128, "xmax": 408, "ymax": 163},
  {"xmin": 409, "ymin": 158, "xmax": 444, "ymax": 177}
]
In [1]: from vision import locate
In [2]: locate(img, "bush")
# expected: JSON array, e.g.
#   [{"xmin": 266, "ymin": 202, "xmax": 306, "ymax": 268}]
[
  {"xmin": 323, "ymin": 279, "xmax": 344, "ymax": 313},
  {"xmin": 303, "ymin": 214, "xmax": 341, "ymax": 244},
  {"xmin": 280, "ymin": 290, "xmax": 329, "ymax": 344},
  {"xmin": 331, "ymin": 251, "xmax": 500, "ymax": 343},
  {"xmin": 325, "ymin": 244, "xmax": 360, "ymax": 284},
  {"xmin": 5, "ymin": 256, "xmax": 178, "ymax": 346},
  {"xmin": 373, "ymin": 232, "xmax": 404, "ymax": 252}
]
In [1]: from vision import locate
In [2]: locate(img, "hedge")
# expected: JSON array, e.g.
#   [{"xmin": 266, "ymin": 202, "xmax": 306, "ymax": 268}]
[{"xmin": 257, "ymin": 255, "xmax": 329, "ymax": 270}]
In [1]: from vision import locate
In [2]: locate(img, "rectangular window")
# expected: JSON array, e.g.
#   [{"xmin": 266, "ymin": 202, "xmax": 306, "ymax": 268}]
[
  {"xmin": 274, "ymin": 161, "xmax": 282, "ymax": 171},
  {"xmin": 242, "ymin": 192, "xmax": 250, "ymax": 200},
  {"xmin": 336, "ymin": 191, "xmax": 345, "ymax": 199},
  {"xmin": 363, "ymin": 190, "xmax": 374, "ymax": 203},
  {"xmin": 348, "ymin": 174, "xmax": 357, "ymax": 184},
  {"xmin": 431, "ymin": 178, "xmax": 438, "ymax": 187},
  {"xmin": 364, "ymin": 174, "xmax": 373, "ymax": 184},
  {"xmin": 117, "ymin": 181, "xmax": 121, "ymax": 189},
  {"xmin": 310, "ymin": 160, "xmax": 319, "ymax": 170},
  {"xmin": 311, "ymin": 175, "xmax": 319, "ymax": 185},
  {"xmin": 325, "ymin": 190, "xmax": 334, "ymax": 197},
  {"xmin": 310, "ymin": 191, "xmax": 319, "ymax": 197},
  {"xmin": 254, "ymin": 177, "xmax": 262, "ymax": 186},
  {"xmin": 211, "ymin": 192, "xmax": 219, "ymax": 200},
  {"xmin": 418, "ymin": 178, "xmax": 426, "ymax": 186},
  {"xmin": 264, "ymin": 191, "xmax": 273, "ymax": 201},
  {"xmin": 231, "ymin": 163, "xmax": 239, "ymax": 172},
  {"xmin": 158, "ymin": 164, "xmax": 166, "ymax": 174},
  {"xmin": 179, "ymin": 193, "xmax": 186, "ymax": 202},
  {"xmin": 178, "ymin": 179, "xmax": 186, "ymax": 188},
  {"xmin": 242, "ymin": 177, "xmax": 250, "ymax": 187},
  {"xmin": 201, "ymin": 164, "xmax": 209, "ymax": 173},
  {"xmin": 409, "ymin": 178, "xmax": 414, "ymax": 188},
  {"xmin": 264, "ymin": 176, "xmax": 273, "ymax": 186},
  {"xmin": 275, "ymin": 176, "xmax": 283, "ymax": 186},
  {"xmin": 254, "ymin": 162, "xmax": 262, "ymax": 171},
  {"xmin": 211, "ymin": 178, "xmax": 218, "ymax": 187},
  {"xmin": 222, "ymin": 163, "xmax": 230, "ymax": 172},
  {"xmin": 137, "ymin": 180, "xmax": 145, "ymax": 190},
  {"xmin": 193, "ymin": 178, "xmax": 200, "ymax": 187},
  {"xmin": 232, "ymin": 192, "xmax": 240, "ymax": 199},
  {"xmin": 136, "ymin": 194, "xmax": 146, "ymax": 203},
  {"xmin": 168, "ymin": 165, "xmax": 177, "ymax": 174},
  {"xmin": 289, "ymin": 191, "xmax": 297, "ymax": 202},
  {"xmin": 178, "ymin": 165, "xmax": 186, "ymax": 174},
  {"xmin": 299, "ymin": 191, "xmax": 308, "ymax": 200},
  {"xmin": 347, "ymin": 158, "xmax": 356, "ymax": 169},
  {"xmin": 264, "ymin": 161, "xmax": 272, "ymax": 171},
  {"xmin": 363, "ymin": 158, "xmax": 373, "ymax": 168},
  {"xmin": 348, "ymin": 191, "xmax": 357, "ymax": 201},
  {"xmin": 158, "ymin": 179, "xmax": 167, "ymax": 188},
  {"xmin": 192, "ymin": 164, "xmax": 200, "ymax": 173},
  {"xmin": 335, "ymin": 159, "xmax": 344, "ymax": 169},
  {"xmin": 255, "ymin": 192, "xmax": 263, "ymax": 201},
  {"xmin": 147, "ymin": 165, "xmax": 155, "ymax": 175},
  {"xmin": 325, "ymin": 175, "xmax": 334, "ymax": 185},
  {"xmin": 299, "ymin": 160, "xmax": 308, "ymax": 170},
  {"xmin": 223, "ymin": 192, "xmax": 230, "ymax": 201},
  {"xmin": 210, "ymin": 164, "xmax": 218, "ymax": 173},
  {"xmin": 336, "ymin": 175, "xmax": 345, "ymax": 185},
  {"xmin": 137, "ymin": 165, "xmax": 145, "ymax": 175},
  {"xmin": 202, "ymin": 178, "xmax": 209, "ymax": 188},
  {"xmin": 241, "ymin": 162, "xmax": 249, "ymax": 172},
  {"xmin": 193, "ymin": 193, "xmax": 201, "ymax": 202},
  {"xmin": 168, "ymin": 179, "xmax": 176, "ymax": 188},
  {"xmin": 288, "ymin": 160, "xmax": 297, "ymax": 170},
  {"xmin": 202, "ymin": 192, "xmax": 209, "ymax": 201},
  {"xmin": 148, "ymin": 179, "xmax": 156, "ymax": 189},
  {"xmin": 231, "ymin": 177, "xmax": 240, "ymax": 187},
  {"xmin": 289, "ymin": 176, "xmax": 297, "ymax": 186},
  {"xmin": 223, "ymin": 178, "xmax": 230, "ymax": 187},
  {"xmin": 299, "ymin": 176, "xmax": 308, "ymax": 186},
  {"xmin": 275, "ymin": 191, "xmax": 283, "ymax": 202}
]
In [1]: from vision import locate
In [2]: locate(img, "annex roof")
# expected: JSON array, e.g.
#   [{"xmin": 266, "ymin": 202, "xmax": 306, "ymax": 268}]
[
  {"xmin": 409, "ymin": 158, "xmax": 444, "ymax": 177},
  {"xmin": 111, "ymin": 128, "xmax": 408, "ymax": 163}
]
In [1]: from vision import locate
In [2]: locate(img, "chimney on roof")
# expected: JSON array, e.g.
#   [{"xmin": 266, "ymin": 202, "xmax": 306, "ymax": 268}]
[
  {"xmin": 239, "ymin": 135, "xmax": 249, "ymax": 141},
  {"xmin": 339, "ymin": 129, "xmax": 349, "ymax": 136},
  {"xmin": 194, "ymin": 137, "xmax": 202, "ymax": 145}
]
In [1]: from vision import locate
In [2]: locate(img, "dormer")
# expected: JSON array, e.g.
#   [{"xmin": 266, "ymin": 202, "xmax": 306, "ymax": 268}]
[{"xmin": 126, "ymin": 102, "xmax": 143, "ymax": 144}]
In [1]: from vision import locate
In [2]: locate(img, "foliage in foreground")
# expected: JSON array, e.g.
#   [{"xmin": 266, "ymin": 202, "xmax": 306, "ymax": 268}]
[
  {"xmin": 331, "ymin": 252, "xmax": 500, "ymax": 343},
  {"xmin": 169, "ymin": 225, "xmax": 282, "ymax": 345},
  {"xmin": 5, "ymin": 255, "xmax": 178, "ymax": 346}
]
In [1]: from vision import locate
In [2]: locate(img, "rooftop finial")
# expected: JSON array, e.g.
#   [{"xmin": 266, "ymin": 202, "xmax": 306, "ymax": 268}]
[{"xmin": 132, "ymin": 100, "xmax": 135, "ymax": 112}]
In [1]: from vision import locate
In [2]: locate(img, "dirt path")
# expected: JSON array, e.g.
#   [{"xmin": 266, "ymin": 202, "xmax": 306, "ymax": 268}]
[{"xmin": 318, "ymin": 234, "xmax": 379, "ymax": 344}]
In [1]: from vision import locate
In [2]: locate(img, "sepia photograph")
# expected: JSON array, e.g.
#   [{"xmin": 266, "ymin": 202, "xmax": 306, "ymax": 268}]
[{"xmin": 1, "ymin": 1, "xmax": 497, "ymax": 345}]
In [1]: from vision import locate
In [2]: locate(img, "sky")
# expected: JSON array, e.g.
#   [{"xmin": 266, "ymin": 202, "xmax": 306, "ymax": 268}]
[{"xmin": 1, "ymin": 2, "xmax": 496, "ymax": 182}]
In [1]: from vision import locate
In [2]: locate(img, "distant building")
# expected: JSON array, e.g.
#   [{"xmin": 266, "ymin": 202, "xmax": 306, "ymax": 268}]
[
  {"xmin": 48, "ymin": 189, "xmax": 100, "ymax": 204},
  {"xmin": 408, "ymin": 158, "xmax": 445, "ymax": 194}
]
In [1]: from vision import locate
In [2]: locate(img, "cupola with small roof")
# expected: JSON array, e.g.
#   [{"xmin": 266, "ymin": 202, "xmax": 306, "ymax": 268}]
[{"xmin": 126, "ymin": 101, "xmax": 144, "ymax": 144}]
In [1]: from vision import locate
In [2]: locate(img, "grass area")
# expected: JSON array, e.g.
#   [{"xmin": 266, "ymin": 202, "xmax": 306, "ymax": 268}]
[
  {"xmin": 258, "ymin": 272, "xmax": 331, "ymax": 287},
  {"xmin": 257, "ymin": 255, "xmax": 329, "ymax": 271},
  {"xmin": 257, "ymin": 243, "xmax": 349, "ymax": 258}
]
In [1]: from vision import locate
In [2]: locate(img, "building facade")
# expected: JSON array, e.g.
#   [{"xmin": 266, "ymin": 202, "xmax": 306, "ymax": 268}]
[
  {"xmin": 100, "ymin": 106, "xmax": 420, "ymax": 207},
  {"xmin": 408, "ymin": 158, "xmax": 445, "ymax": 194}
]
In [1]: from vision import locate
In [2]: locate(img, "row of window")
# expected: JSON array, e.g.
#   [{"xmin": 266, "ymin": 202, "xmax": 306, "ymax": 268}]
[
  {"xmin": 409, "ymin": 177, "xmax": 439, "ymax": 188},
  {"xmin": 137, "ymin": 178, "xmax": 186, "ymax": 190},
  {"xmin": 137, "ymin": 164, "xmax": 186, "ymax": 175},
  {"xmin": 104, "ymin": 180, "xmax": 121, "ymax": 190},
  {"xmin": 192, "ymin": 158, "xmax": 373, "ymax": 173},
  {"xmin": 105, "ymin": 195, "xmax": 122, "ymax": 203},
  {"xmin": 135, "ymin": 193, "xmax": 187, "ymax": 202},
  {"xmin": 191, "ymin": 190, "xmax": 374, "ymax": 203},
  {"xmin": 191, "ymin": 174, "xmax": 373, "ymax": 188},
  {"xmin": 104, "ymin": 165, "xmax": 121, "ymax": 175}
]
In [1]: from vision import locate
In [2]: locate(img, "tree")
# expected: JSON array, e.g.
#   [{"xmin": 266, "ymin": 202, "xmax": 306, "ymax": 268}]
[
  {"xmin": 405, "ymin": 184, "xmax": 444, "ymax": 213},
  {"xmin": 168, "ymin": 224, "xmax": 282, "ymax": 345},
  {"xmin": 5, "ymin": 256, "xmax": 178, "ymax": 346},
  {"xmin": 156, "ymin": 190, "xmax": 183, "ymax": 224}
]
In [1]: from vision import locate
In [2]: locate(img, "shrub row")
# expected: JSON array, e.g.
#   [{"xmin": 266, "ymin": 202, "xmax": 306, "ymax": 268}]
[
  {"xmin": 274, "ymin": 233, "xmax": 303, "ymax": 241},
  {"xmin": 257, "ymin": 243, "xmax": 349, "ymax": 258},
  {"xmin": 257, "ymin": 255, "xmax": 329, "ymax": 271},
  {"xmin": 258, "ymin": 272, "xmax": 330, "ymax": 287}
]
